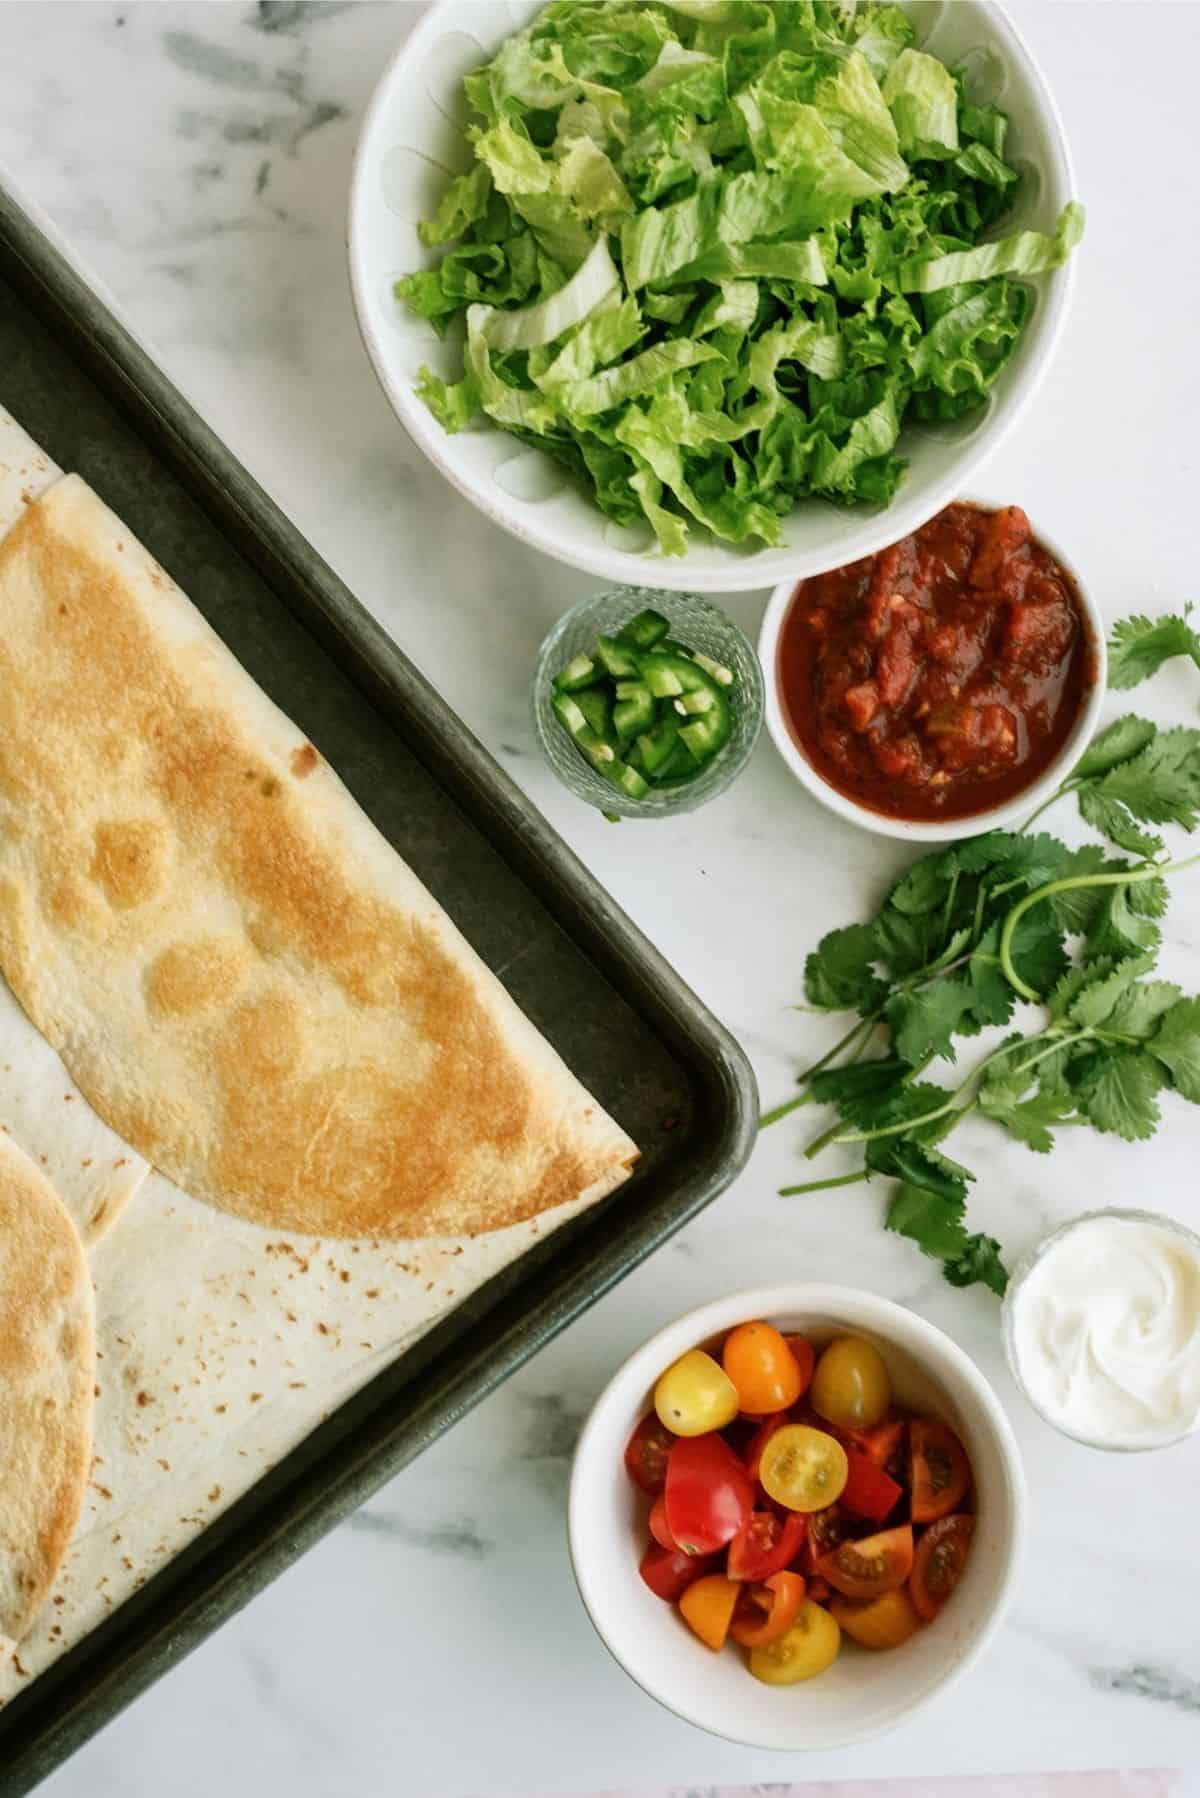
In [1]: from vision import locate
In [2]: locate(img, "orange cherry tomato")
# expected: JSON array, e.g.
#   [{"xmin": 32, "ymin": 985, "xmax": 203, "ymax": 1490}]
[
  {"xmin": 678, "ymin": 1573, "xmax": 741, "ymax": 1651},
  {"xmin": 830, "ymin": 1585, "xmax": 922, "ymax": 1649},
  {"xmin": 910, "ymin": 1513, "xmax": 975, "ymax": 1620},
  {"xmin": 910, "ymin": 1418, "xmax": 971, "ymax": 1523},
  {"xmin": 729, "ymin": 1571, "xmax": 806, "ymax": 1648},
  {"xmin": 819, "ymin": 1524, "xmax": 914, "ymax": 1599},
  {"xmin": 722, "ymin": 1321, "xmax": 804, "ymax": 1415}
]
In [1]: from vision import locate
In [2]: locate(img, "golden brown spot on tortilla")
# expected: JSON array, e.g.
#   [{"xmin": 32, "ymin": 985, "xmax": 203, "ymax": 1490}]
[
  {"xmin": 216, "ymin": 992, "xmax": 302, "ymax": 1086},
  {"xmin": 289, "ymin": 743, "xmax": 319, "ymax": 779},
  {"xmin": 90, "ymin": 819, "xmax": 169, "ymax": 910},
  {"xmin": 145, "ymin": 935, "xmax": 250, "ymax": 1018}
]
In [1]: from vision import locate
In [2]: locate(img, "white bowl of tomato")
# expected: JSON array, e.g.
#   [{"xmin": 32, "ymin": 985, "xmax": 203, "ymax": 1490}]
[
  {"xmin": 758, "ymin": 500, "xmax": 1107, "ymax": 841},
  {"xmin": 567, "ymin": 1284, "xmax": 1025, "ymax": 1750}
]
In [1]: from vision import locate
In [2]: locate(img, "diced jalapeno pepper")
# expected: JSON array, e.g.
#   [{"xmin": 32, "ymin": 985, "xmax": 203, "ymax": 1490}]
[
  {"xmin": 553, "ymin": 652, "xmax": 600, "ymax": 693},
  {"xmin": 616, "ymin": 607, "xmax": 670, "ymax": 651}
]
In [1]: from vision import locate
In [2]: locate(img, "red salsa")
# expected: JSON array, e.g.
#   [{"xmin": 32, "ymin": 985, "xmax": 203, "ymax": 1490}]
[{"xmin": 778, "ymin": 503, "xmax": 1094, "ymax": 822}]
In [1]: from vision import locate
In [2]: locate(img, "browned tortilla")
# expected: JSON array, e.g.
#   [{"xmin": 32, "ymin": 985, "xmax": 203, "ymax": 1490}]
[
  {"xmin": 0, "ymin": 476, "xmax": 636, "ymax": 1238},
  {"xmin": 0, "ymin": 1132, "xmax": 94, "ymax": 1643}
]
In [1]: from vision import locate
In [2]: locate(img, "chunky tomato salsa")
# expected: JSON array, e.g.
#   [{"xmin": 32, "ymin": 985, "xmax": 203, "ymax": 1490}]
[{"xmin": 778, "ymin": 504, "xmax": 1093, "ymax": 822}]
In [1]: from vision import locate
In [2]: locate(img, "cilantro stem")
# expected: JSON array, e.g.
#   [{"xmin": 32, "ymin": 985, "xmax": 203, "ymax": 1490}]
[
  {"xmin": 998, "ymin": 855, "xmax": 1200, "ymax": 1001},
  {"xmin": 814, "ymin": 1029, "xmax": 1088, "ymax": 1153},
  {"xmin": 1017, "ymin": 782, "xmax": 1072, "ymax": 835},
  {"xmin": 760, "ymin": 1092, "xmax": 810, "ymax": 1128},
  {"xmin": 760, "ymin": 1013, "xmax": 882, "ymax": 1128},
  {"xmin": 780, "ymin": 1168, "xmax": 867, "ymax": 1196}
]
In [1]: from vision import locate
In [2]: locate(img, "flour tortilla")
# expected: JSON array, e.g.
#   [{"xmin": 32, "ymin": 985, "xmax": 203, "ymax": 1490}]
[
  {"xmin": 0, "ymin": 474, "xmax": 636, "ymax": 1239},
  {"xmin": 0, "ymin": 1131, "xmax": 95, "ymax": 1646}
]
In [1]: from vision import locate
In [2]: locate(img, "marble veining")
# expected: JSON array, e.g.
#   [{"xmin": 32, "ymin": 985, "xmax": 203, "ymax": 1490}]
[{"xmin": 0, "ymin": 3, "xmax": 1197, "ymax": 1797}]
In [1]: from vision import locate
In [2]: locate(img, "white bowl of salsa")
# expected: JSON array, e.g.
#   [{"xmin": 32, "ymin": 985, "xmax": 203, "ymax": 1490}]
[{"xmin": 757, "ymin": 499, "xmax": 1107, "ymax": 841}]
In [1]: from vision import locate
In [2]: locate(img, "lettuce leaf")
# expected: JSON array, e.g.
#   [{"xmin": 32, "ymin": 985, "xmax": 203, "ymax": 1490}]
[{"xmin": 398, "ymin": 0, "xmax": 1083, "ymax": 553}]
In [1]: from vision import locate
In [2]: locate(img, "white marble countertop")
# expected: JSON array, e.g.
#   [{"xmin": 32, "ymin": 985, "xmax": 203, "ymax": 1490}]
[{"xmin": 2, "ymin": 3, "xmax": 1198, "ymax": 1794}]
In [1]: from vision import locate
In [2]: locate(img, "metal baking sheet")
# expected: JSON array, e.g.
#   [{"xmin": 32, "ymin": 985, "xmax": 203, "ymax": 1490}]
[{"xmin": 0, "ymin": 180, "xmax": 758, "ymax": 1794}]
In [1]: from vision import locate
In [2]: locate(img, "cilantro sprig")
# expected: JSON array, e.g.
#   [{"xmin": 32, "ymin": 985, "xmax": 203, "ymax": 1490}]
[{"xmin": 766, "ymin": 625, "xmax": 1200, "ymax": 1298}]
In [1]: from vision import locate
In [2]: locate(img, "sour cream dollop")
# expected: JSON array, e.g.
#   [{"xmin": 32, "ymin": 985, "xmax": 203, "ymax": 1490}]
[{"xmin": 1006, "ymin": 1212, "xmax": 1200, "ymax": 1449}]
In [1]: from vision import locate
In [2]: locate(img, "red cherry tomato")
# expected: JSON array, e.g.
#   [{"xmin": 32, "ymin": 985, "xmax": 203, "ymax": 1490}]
[
  {"xmin": 840, "ymin": 1413, "xmax": 907, "ymax": 1483},
  {"xmin": 910, "ymin": 1513, "xmax": 975, "ymax": 1620},
  {"xmin": 624, "ymin": 1413, "xmax": 676, "ymax": 1494},
  {"xmin": 741, "ymin": 1412, "xmax": 789, "ymax": 1486},
  {"xmin": 648, "ymin": 1494, "xmax": 678, "ymax": 1551},
  {"xmin": 819, "ymin": 1524, "xmax": 914, "ymax": 1600},
  {"xmin": 665, "ymin": 1433, "xmax": 753, "ymax": 1556},
  {"xmin": 729, "ymin": 1571, "xmax": 807, "ymax": 1648},
  {"xmin": 727, "ymin": 1508, "xmax": 807, "ymax": 1582},
  {"xmin": 841, "ymin": 1450, "xmax": 903, "ymax": 1524},
  {"xmin": 801, "ymin": 1503, "xmax": 855, "ymax": 1574},
  {"xmin": 910, "ymin": 1418, "xmax": 971, "ymax": 1523},
  {"xmin": 783, "ymin": 1334, "xmax": 816, "ymax": 1400},
  {"xmin": 638, "ymin": 1543, "xmax": 717, "ymax": 1602}
]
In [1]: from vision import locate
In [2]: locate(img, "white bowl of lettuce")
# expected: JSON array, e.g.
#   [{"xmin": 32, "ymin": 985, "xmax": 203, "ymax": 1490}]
[{"xmin": 349, "ymin": 0, "xmax": 1081, "ymax": 593}]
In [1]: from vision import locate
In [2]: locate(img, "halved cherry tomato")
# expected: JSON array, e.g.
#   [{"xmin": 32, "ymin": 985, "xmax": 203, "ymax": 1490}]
[
  {"xmin": 655, "ymin": 1350, "xmax": 739, "ymax": 1437},
  {"xmin": 831, "ymin": 1585, "xmax": 922, "ymax": 1649},
  {"xmin": 730, "ymin": 1571, "xmax": 806, "ymax": 1648},
  {"xmin": 747, "ymin": 1601, "xmax": 840, "ymax": 1684},
  {"xmin": 678, "ymin": 1573, "xmax": 741, "ymax": 1651},
  {"xmin": 741, "ymin": 1412, "xmax": 789, "ymax": 1486},
  {"xmin": 624, "ymin": 1413, "xmax": 675, "ymax": 1494},
  {"xmin": 810, "ymin": 1337, "xmax": 892, "ymax": 1431},
  {"xmin": 840, "ymin": 1413, "xmax": 907, "ymax": 1484},
  {"xmin": 819, "ymin": 1524, "xmax": 914, "ymax": 1599},
  {"xmin": 841, "ymin": 1449, "xmax": 903, "ymax": 1524},
  {"xmin": 648, "ymin": 1494, "xmax": 678, "ymax": 1551},
  {"xmin": 910, "ymin": 1419, "xmax": 971, "ymax": 1523},
  {"xmin": 784, "ymin": 1334, "xmax": 816, "ymax": 1400},
  {"xmin": 910, "ymin": 1513, "xmax": 975, "ymax": 1620},
  {"xmin": 727, "ymin": 1508, "xmax": 806, "ymax": 1582},
  {"xmin": 802, "ymin": 1503, "xmax": 855, "ymax": 1574},
  {"xmin": 638, "ymin": 1543, "xmax": 716, "ymax": 1601},
  {"xmin": 722, "ymin": 1321, "xmax": 804, "ymax": 1415},
  {"xmin": 760, "ymin": 1425, "xmax": 848, "ymax": 1514},
  {"xmin": 665, "ymin": 1433, "xmax": 753, "ymax": 1556}
]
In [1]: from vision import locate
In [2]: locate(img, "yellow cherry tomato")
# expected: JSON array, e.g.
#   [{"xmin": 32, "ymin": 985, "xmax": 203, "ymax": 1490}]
[
  {"xmin": 747, "ymin": 1601, "xmax": 841, "ymax": 1684},
  {"xmin": 721, "ymin": 1321, "xmax": 804, "ymax": 1415},
  {"xmin": 810, "ymin": 1337, "xmax": 892, "ymax": 1431},
  {"xmin": 830, "ymin": 1586, "xmax": 922, "ymax": 1650},
  {"xmin": 654, "ymin": 1349, "xmax": 739, "ymax": 1437},
  {"xmin": 758, "ymin": 1424, "xmax": 848, "ymax": 1513},
  {"xmin": 678, "ymin": 1574, "xmax": 741, "ymax": 1651}
]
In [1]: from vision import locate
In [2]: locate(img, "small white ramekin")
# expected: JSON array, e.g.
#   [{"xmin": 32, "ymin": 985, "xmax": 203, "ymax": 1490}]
[
  {"xmin": 567, "ymin": 1283, "xmax": 1026, "ymax": 1751},
  {"xmin": 1002, "ymin": 1207, "xmax": 1200, "ymax": 1453},
  {"xmin": 757, "ymin": 500, "xmax": 1107, "ymax": 843}
]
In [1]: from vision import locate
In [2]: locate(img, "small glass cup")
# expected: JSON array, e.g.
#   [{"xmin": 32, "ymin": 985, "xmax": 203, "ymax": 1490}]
[
  {"xmin": 531, "ymin": 586, "xmax": 764, "ymax": 819},
  {"xmin": 1002, "ymin": 1206, "xmax": 1200, "ymax": 1452}
]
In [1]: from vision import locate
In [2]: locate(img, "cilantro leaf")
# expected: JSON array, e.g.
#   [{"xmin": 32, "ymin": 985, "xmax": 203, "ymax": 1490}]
[
  {"xmin": 1149, "ymin": 998, "xmax": 1200, "ymax": 1102},
  {"xmin": 1104, "ymin": 980, "xmax": 1183, "ymax": 1039},
  {"xmin": 965, "ymin": 923, "xmax": 1018, "ymax": 1028},
  {"xmin": 1095, "ymin": 727, "xmax": 1200, "ymax": 829},
  {"xmin": 943, "ymin": 1233, "xmax": 1009, "ymax": 1296},
  {"xmin": 1072, "ymin": 1048, "xmax": 1164, "ymax": 1141},
  {"xmin": 1048, "ymin": 959, "xmax": 1115, "ymax": 1021},
  {"xmin": 1065, "ymin": 952, "xmax": 1157, "ymax": 1028},
  {"xmin": 809, "ymin": 1058, "xmax": 909, "ymax": 1126},
  {"xmin": 1071, "ymin": 714, "xmax": 1157, "ymax": 782},
  {"xmin": 885, "ymin": 976, "xmax": 976, "ymax": 1066},
  {"xmin": 1045, "ymin": 843, "xmax": 1130, "ymax": 932},
  {"xmin": 1006, "ymin": 902, "xmax": 1070, "ymax": 997},
  {"xmin": 885, "ymin": 1184, "xmax": 1008, "ymax": 1295},
  {"xmin": 866, "ymin": 1132, "xmax": 970, "ymax": 1199},
  {"xmin": 804, "ymin": 922, "xmax": 887, "ymax": 1013},
  {"xmin": 1086, "ymin": 883, "xmax": 1163, "ymax": 961},
  {"xmin": 1107, "ymin": 608, "xmax": 1200, "ymax": 690},
  {"xmin": 1076, "ymin": 786, "xmax": 1165, "ymax": 858},
  {"xmin": 887, "ymin": 852, "xmax": 956, "ymax": 917}
]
